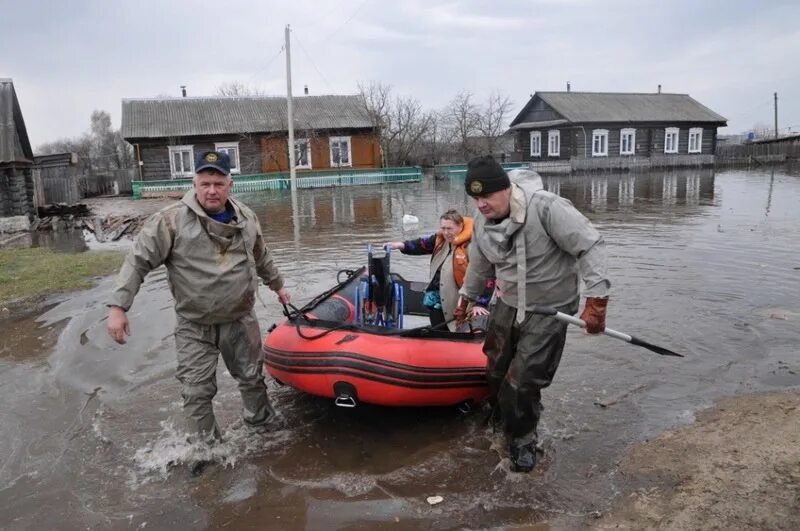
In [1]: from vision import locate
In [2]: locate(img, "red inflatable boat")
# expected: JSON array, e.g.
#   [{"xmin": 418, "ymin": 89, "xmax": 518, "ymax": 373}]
[{"xmin": 263, "ymin": 250, "xmax": 489, "ymax": 408}]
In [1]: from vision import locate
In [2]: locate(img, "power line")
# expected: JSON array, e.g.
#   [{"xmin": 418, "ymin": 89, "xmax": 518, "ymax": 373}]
[
  {"xmin": 722, "ymin": 98, "xmax": 774, "ymax": 123},
  {"xmin": 245, "ymin": 42, "xmax": 287, "ymax": 86},
  {"xmin": 293, "ymin": 31, "xmax": 334, "ymax": 93},
  {"xmin": 310, "ymin": 0, "xmax": 371, "ymax": 47}
]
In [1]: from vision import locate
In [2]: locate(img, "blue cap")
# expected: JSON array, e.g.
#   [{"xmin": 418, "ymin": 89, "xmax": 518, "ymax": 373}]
[{"xmin": 195, "ymin": 151, "xmax": 231, "ymax": 175}]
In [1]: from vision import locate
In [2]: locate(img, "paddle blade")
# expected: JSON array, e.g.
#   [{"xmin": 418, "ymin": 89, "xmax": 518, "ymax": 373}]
[{"xmin": 629, "ymin": 335, "xmax": 684, "ymax": 357}]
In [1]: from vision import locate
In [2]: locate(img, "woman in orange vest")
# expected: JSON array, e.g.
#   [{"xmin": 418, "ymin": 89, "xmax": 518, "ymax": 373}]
[{"xmin": 386, "ymin": 209, "xmax": 493, "ymax": 330}]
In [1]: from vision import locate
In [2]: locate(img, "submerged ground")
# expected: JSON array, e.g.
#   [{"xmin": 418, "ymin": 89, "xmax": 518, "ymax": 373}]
[{"xmin": 1, "ymin": 167, "xmax": 798, "ymax": 529}]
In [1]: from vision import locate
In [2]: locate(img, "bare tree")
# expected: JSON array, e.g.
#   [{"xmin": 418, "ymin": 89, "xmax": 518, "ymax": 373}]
[
  {"xmin": 383, "ymin": 96, "xmax": 434, "ymax": 166},
  {"xmin": 89, "ymin": 110, "xmax": 135, "ymax": 171},
  {"xmin": 358, "ymin": 81, "xmax": 435, "ymax": 167},
  {"xmin": 358, "ymin": 81, "xmax": 392, "ymax": 166},
  {"xmin": 37, "ymin": 110, "xmax": 133, "ymax": 174},
  {"xmin": 751, "ymin": 121, "xmax": 771, "ymax": 139},
  {"xmin": 215, "ymin": 81, "xmax": 266, "ymax": 97},
  {"xmin": 476, "ymin": 91, "xmax": 514, "ymax": 156},
  {"xmin": 442, "ymin": 92, "xmax": 481, "ymax": 160},
  {"xmin": 362, "ymin": 83, "xmax": 513, "ymax": 166}
]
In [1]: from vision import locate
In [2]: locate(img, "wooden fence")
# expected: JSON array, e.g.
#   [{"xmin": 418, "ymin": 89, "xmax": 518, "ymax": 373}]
[
  {"xmin": 715, "ymin": 139, "xmax": 800, "ymax": 165},
  {"xmin": 33, "ymin": 153, "xmax": 81, "ymax": 205},
  {"xmin": 80, "ymin": 169, "xmax": 134, "ymax": 197},
  {"xmin": 32, "ymin": 153, "xmax": 135, "ymax": 205}
]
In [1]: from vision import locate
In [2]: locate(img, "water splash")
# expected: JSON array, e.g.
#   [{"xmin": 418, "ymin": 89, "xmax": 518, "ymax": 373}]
[{"xmin": 129, "ymin": 419, "xmax": 292, "ymax": 484}]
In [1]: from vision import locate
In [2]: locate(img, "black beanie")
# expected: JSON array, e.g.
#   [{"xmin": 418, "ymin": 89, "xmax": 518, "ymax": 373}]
[{"xmin": 464, "ymin": 155, "xmax": 511, "ymax": 197}]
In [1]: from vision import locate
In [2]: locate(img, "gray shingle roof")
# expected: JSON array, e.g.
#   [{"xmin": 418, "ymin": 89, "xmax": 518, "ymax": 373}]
[
  {"xmin": 0, "ymin": 79, "xmax": 34, "ymax": 164},
  {"xmin": 121, "ymin": 94, "xmax": 373, "ymax": 139},
  {"xmin": 509, "ymin": 118, "xmax": 568, "ymax": 130},
  {"xmin": 512, "ymin": 92, "xmax": 727, "ymax": 126}
]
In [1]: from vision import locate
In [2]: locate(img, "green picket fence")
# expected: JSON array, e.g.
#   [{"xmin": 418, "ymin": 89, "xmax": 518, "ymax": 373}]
[{"xmin": 132, "ymin": 166, "xmax": 422, "ymax": 199}]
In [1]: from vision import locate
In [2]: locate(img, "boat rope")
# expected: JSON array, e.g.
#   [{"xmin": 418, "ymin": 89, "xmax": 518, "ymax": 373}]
[{"xmin": 281, "ymin": 302, "xmax": 484, "ymax": 341}]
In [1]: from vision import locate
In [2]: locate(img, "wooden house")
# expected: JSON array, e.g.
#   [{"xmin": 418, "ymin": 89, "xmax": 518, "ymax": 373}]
[
  {"xmin": 121, "ymin": 95, "xmax": 381, "ymax": 181},
  {"xmin": 508, "ymin": 91, "xmax": 727, "ymax": 171}
]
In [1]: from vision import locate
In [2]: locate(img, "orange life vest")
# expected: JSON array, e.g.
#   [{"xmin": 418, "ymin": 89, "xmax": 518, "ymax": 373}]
[{"xmin": 433, "ymin": 216, "xmax": 474, "ymax": 288}]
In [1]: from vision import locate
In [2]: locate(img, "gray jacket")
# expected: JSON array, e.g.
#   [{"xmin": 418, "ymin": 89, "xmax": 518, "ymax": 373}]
[
  {"xmin": 460, "ymin": 171, "xmax": 610, "ymax": 322},
  {"xmin": 109, "ymin": 190, "xmax": 284, "ymax": 324}
]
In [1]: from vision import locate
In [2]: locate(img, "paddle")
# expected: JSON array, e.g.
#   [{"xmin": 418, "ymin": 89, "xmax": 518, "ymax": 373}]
[{"xmin": 530, "ymin": 304, "xmax": 684, "ymax": 357}]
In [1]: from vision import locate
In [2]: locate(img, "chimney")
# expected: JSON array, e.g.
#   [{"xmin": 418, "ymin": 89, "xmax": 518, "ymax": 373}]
[
  {"xmin": 180, "ymin": 85, "xmax": 187, "ymax": 97},
  {"xmin": 304, "ymin": 85, "xmax": 309, "ymax": 95},
  {"xmin": 566, "ymin": 81, "xmax": 571, "ymax": 92},
  {"xmin": 657, "ymin": 84, "xmax": 662, "ymax": 94}
]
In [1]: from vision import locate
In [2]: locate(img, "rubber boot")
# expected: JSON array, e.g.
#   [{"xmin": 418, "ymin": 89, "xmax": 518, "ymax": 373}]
[{"xmin": 510, "ymin": 442, "xmax": 538, "ymax": 472}]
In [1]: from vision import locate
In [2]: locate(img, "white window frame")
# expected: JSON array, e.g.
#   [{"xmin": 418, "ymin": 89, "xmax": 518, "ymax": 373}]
[
  {"xmin": 329, "ymin": 136, "xmax": 352, "ymax": 167},
  {"xmin": 620, "ymin": 128, "xmax": 636, "ymax": 156},
  {"xmin": 168, "ymin": 145, "xmax": 194, "ymax": 179},
  {"xmin": 592, "ymin": 129, "xmax": 609, "ymax": 157},
  {"xmin": 293, "ymin": 138, "xmax": 312, "ymax": 169},
  {"xmin": 547, "ymin": 130, "xmax": 560, "ymax": 157},
  {"xmin": 214, "ymin": 141, "xmax": 241, "ymax": 174},
  {"xmin": 529, "ymin": 131, "xmax": 541, "ymax": 157},
  {"xmin": 688, "ymin": 127, "xmax": 703, "ymax": 153},
  {"xmin": 664, "ymin": 127, "xmax": 679, "ymax": 154}
]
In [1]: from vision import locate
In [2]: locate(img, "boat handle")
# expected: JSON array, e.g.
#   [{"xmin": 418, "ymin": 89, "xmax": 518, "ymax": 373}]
[{"xmin": 335, "ymin": 395, "xmax": 357, "ymax": 408}]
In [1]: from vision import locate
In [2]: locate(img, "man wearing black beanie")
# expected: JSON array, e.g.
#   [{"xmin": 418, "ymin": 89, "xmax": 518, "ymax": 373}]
[{"xmin": 458, "ymin": 155, "xmax": 610, "ymax": 473}]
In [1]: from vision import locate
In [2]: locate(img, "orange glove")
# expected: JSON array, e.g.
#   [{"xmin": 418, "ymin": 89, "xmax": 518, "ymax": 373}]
[
  {"xmin": 454, "ymin": 297, "xmax": 470, "ymax": 326},
  {"xmin": 580, "ymin": 297, "xmax": 608, "ymax": 334}
]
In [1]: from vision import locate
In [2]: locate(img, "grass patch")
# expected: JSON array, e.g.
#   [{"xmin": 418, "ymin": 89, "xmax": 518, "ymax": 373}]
[{"xmin": 0, "ymin": 247, "xmax": 125, "ymax": 306}]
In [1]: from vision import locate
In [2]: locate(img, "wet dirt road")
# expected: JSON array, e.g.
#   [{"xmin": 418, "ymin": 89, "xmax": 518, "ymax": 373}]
[{"xmin": 1, "ymin": 167, "xmax": 798, "ymax": 529}]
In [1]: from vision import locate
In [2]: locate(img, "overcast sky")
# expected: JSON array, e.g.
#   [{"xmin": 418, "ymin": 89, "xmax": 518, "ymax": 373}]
[{"xmin": 2, "ymin": 0, "xmax": 798, "ymax": 147}]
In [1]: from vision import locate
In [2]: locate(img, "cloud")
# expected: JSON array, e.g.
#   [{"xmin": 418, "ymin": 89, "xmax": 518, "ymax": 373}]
[{"xmin": 1, "ymin": 0, "xmax": 798, "ymax": 146}]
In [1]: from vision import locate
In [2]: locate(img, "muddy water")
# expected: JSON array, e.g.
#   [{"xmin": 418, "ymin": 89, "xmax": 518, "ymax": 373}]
[{"xmin": 1, "ymin": 168, "xmax": 798, "ymax": 529}]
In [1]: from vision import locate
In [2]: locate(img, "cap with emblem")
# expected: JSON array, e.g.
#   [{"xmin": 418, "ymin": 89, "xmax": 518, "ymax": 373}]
[
  {"xmin": 464, "ymin": 155, "xmax": 511, "ymax": 197},
  {"xmin": 195, "ymin": 150, "xmax": 231, "ymax": 175}
]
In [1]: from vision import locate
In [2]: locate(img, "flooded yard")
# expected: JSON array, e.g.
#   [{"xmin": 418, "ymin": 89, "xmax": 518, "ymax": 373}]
[{"xmin": 1, "ymin": 167, "xmax": 798, "ymax": 529}]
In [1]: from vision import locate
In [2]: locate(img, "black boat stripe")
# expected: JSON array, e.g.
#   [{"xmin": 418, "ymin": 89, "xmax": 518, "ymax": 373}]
[
  {"xmin": 264, "ymin": 346, "xmax": 486, "ymax": 375},
  {"xmin": 265, "ymin": 361, "xmax": 487, "ymax": 389},
  {"xmin": 265, "ymin": 356, "xmax": 485, "ymax": 383}
]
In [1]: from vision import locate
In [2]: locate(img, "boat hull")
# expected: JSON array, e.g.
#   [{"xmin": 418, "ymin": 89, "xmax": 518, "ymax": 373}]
[{"xmin": 263, "ymin": 322, "xmax": 489, "ymax": 407}]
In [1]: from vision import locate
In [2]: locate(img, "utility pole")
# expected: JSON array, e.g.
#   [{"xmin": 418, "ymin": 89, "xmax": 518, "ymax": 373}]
[
  {"xmin": 285, "ymin": 24, "xmax": 296, "ymax": 190},
  {"xmin": 774, "ymin": 92, "xmax": 778, "ymax": 139}
]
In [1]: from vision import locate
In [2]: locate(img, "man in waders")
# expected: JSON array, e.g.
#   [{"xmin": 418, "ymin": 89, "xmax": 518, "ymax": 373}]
[
  {"xmin": 456, "ymin": 155, "xmax": 610, "ymax": 472},
  {"xmin": 107, "ymin": 151, "xmax": 290, "ymax": 450}
]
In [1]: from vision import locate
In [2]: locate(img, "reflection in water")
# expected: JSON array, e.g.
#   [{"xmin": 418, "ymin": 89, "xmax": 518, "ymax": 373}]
[
  {"xmin": 2, "ymin": 167, "xmax": 799, "ymax": 530},
  {"xmin": 235, "ymin": 168, "xmax": 719, "ymax": 255},
  {"xmin": 619, "ymin": 175, "xmax": 635, "ymax": 206},
  {"xmin": 548, "ymin": 169, "xmax": 716, "ymax": 215},
  {"xmin": 590, "ymin": 176, "xmax": 608, "ymax": 211},
  {"xmin": 765, "ymin": 169, "xmax": 775, "ymax": 217}
]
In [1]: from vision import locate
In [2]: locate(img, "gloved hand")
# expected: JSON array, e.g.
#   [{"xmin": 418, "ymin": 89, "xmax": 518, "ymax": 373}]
[
  {"xmin": 580, "ymin": 297, "xmax": 608, "ymax": 334},
  {"xmin": 454, "ymin": 297, "xmax": 470, "ymax": 326}
]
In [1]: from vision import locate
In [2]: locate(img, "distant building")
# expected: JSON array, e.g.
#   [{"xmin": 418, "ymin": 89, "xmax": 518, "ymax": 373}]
[
  {"xmin": 717, "ymin": 134, "xmax": 747, "ymax": 146},
  {"xmin": 121, "ymin": 95, "xmax": 381, "ymax": 181},
  {"xmin": 464, "ymin": 133, "xmax": 517, "ymax": 162},
  {"xmin": 0, "ymin": 78, "xmax": 35, "ymax": 229},
  {"xmin": 750, "ymin": 132, "xmax": 800, "ymax": 146},
  {"xmin": 508, "ymin": 91, "xmax": 727, "ymax": 171}
]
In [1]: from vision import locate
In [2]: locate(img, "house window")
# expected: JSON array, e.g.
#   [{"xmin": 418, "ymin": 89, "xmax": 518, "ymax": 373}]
[
  {"xmin": 547, "ymin": 130, "xmax": 560, "ymax": 157},
  {"xmin": 530, "ymin": 131, "xmax": 541, "ymax": 157},
  {"xmin": 664, "ymin": 127, "xmax": 679, "ymax": 153},
  {"xmin": 592, "ymin": 129, "xmax": 609, "ymax": 157},
  {"xmin": 688, "ymin": 128, "xmax": 703, "ymax": 153},
  {"xmin": 329, "ymin": 136, "xmax": 352, "ymax": 167},
  {"xmin": 293, "ymin": 138, "xmax": 312, "ymax": 169},
  {"xmin": 620, "ymin": 128, "xmax": 636, "ymax": 155},
  {"xmin": 168, "ymin": 145, "xmax": 194, "ymax": 179},
  {"xmin": 214, "ymin": 142, "xmax": 241, "ymax": 174}
]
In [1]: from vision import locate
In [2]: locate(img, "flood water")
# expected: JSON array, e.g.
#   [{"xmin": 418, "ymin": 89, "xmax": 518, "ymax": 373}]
[{"xmin": 1, "ymin": 167, "xmax": 799, "ymax": 529}]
